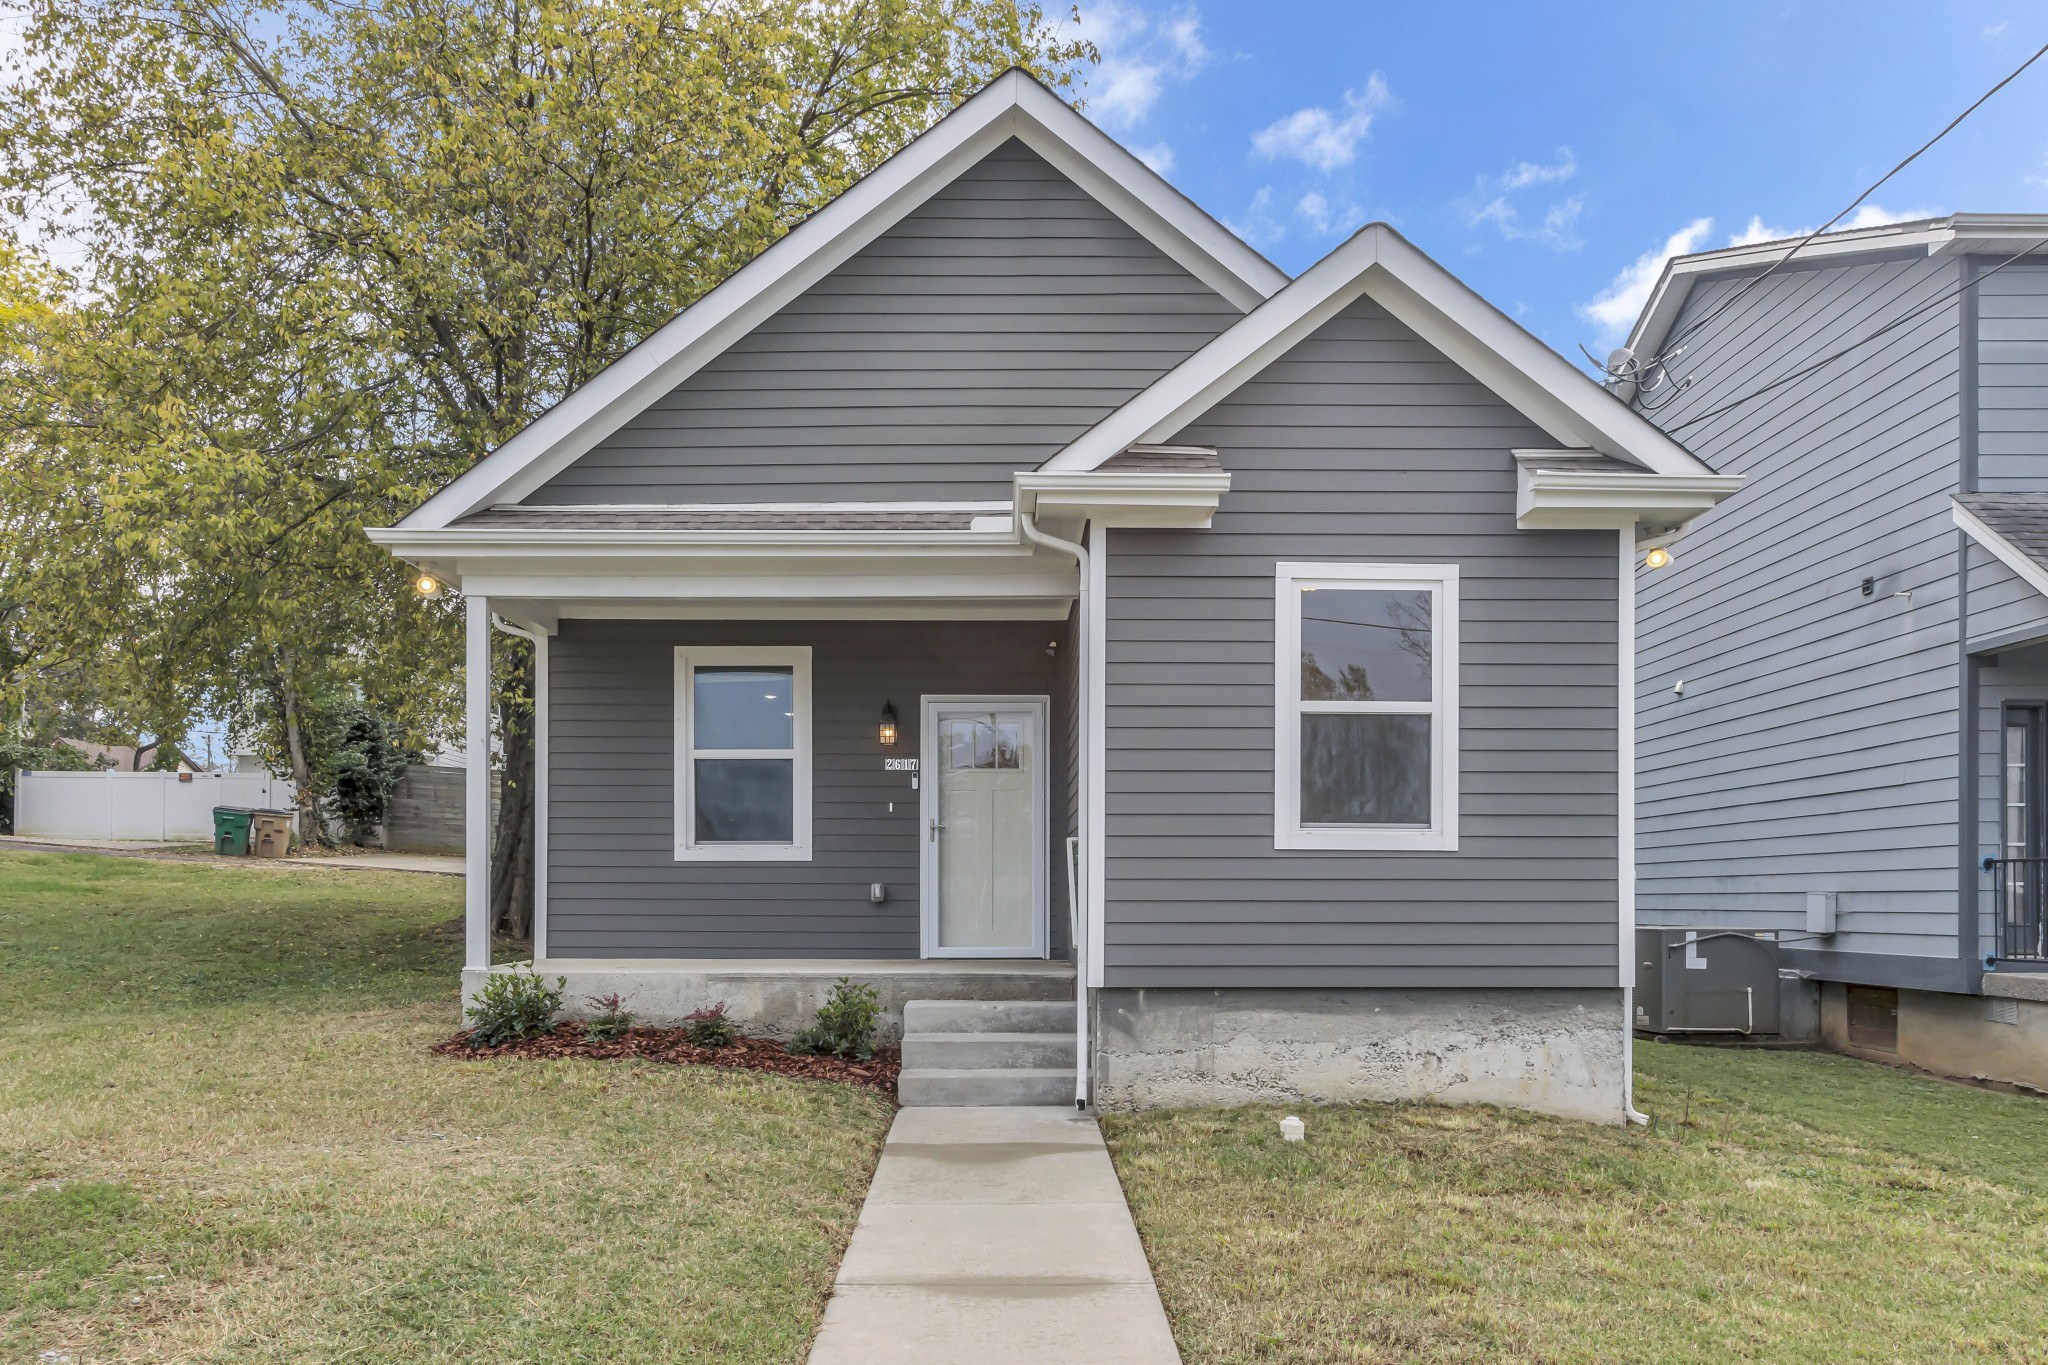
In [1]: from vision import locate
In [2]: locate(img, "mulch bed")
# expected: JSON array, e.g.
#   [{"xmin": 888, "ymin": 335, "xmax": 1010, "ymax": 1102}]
[{"xmin": 432, "ymin": 1024, "xmax": 901, "ymax": 1096}]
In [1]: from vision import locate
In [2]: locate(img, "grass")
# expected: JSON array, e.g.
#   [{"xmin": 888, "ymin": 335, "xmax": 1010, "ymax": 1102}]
[
  {"xmin": 1107, "ymin": 1046, "xmax": 2048, "ymax": 1364},
  {"xmin": 0, "ymin": 851, "xmax": 894, "ymax": 1363}
]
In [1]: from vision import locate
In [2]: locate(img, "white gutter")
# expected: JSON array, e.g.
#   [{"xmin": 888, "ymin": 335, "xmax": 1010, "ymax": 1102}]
[{"xmin": 1018, "ymin": 506, "xmax": 1092, "ymax": 1112}]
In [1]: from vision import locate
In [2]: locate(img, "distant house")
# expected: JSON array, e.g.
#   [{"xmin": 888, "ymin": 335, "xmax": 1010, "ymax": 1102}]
[
  {"xmin": 371, "ymin": 70, "xmax": 1733, "ymax": 1122},
  {"xmin": 57, "ymin": 739, "xmax": 197, "ymax": 773},
  {"xmin": 1623, "ymin": 215, "xmax": 2048, "ymax": 1091}
]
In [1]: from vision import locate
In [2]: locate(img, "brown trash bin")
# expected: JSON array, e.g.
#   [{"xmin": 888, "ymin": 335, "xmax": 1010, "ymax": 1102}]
[{"xmin": 250, "ymin": 809, "xmax": 294, "ymax": 858}]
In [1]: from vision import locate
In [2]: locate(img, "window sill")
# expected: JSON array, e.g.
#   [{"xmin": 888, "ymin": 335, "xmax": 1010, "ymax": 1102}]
[
  {"xmin": 1275, "ymin": 826, "xmax": 1458, "ymax": 853},
  {"xmin": 674, "ymin": 844, "xmax": 813, "ymax": 863}
]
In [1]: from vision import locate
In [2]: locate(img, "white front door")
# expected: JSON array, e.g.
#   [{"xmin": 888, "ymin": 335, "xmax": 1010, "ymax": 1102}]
[{"xmin": 921, "ymin": 697, "xmax": 1049, "ymax": 958}]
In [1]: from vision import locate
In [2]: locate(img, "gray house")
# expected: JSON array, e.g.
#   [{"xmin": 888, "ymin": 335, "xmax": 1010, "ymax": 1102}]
[
  {"xmin": 372, "ymin": 71, "xmax": 1734, "ymax": 1123},
  {"xmin": 1623, "ymin": 214, "xmax": 2048, "ymax": 1090}
]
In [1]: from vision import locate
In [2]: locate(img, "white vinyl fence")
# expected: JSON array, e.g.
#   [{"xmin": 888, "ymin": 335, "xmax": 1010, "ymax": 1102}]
[{"xmin": 12, "ymin": 770, "xmax": 296, "ymax": 841}]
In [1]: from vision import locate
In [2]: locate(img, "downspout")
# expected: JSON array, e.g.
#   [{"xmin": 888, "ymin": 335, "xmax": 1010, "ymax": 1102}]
[
  {"xmin": 1018, "ymin": 504, "xmax": 1092, "ymax": 1112},
  {"xmin": 1620, "ymin": 523, "xmax": 1650, "ymax": 1126}
]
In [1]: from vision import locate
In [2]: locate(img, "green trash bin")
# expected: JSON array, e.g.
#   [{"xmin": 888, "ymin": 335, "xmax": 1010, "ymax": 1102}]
[{"xmin": 213, "ymin": 806, "xmax": 254, "ymax": 857}]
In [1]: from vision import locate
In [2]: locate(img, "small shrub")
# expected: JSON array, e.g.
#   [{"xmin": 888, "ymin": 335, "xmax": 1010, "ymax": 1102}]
[
  {"xmin": 583, "ymin": 992, "xmax": 635, "ymax": 1041},
  {"xmin": 465, "ymin": 969, "xmax": 565, "ymax": 1049},
  {"xmin": 787, "ymin": 978, "xmax": 880, "ymax": 1061},
  {"xmin": 683, "ymin": 1000, "xmax": 738, "ymax": 1048}
]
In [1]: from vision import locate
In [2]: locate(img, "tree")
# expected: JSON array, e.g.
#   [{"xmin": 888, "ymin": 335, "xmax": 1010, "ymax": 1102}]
[{"xmin": 0, "ymin": 0, "xmax": 1091, "ymax": 934}]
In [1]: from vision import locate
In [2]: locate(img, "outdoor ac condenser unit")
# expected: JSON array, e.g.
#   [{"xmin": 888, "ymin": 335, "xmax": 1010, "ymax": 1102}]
[{"xmin": 1634, "ymin": 927, "xmax": 1782, "ymax": 1036}]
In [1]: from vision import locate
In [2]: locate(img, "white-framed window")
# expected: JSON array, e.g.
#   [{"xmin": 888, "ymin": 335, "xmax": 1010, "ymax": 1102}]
[
  {"xmin": 1274, "ymin": 562, "xmax": 1459, "ymax": 852},
  {"xmin": 674, "ymin": 646, "xmax": 812, "ymax": 862}
]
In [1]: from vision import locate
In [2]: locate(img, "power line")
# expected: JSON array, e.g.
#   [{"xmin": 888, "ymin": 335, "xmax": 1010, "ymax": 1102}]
[
  {"xmin": 1638, "ymin": 38, "xmax": 2048, "ymax": 375},
  {"xmin": 1668, "ymin": 238, "xmax": 2048, "ymax": 433}
]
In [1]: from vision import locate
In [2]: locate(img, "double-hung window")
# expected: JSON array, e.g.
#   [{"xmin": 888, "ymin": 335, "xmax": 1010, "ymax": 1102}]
[
  {"xmin": 1274, "ymin": 563, "xmax": 1458, "ymax": 851},
  {"xmin": 675, "ymin": 646, "xmax": 812, "ymax": 861}
]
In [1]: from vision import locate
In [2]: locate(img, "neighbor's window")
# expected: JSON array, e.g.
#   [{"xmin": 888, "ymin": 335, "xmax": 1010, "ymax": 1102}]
[
  {"xmin": 1274, "ymin": 563, "xmax": 1459, "ymax": 851},
  {"xmin": 675, "ymin": 647, "xmax": 812, "ymax": 861}
]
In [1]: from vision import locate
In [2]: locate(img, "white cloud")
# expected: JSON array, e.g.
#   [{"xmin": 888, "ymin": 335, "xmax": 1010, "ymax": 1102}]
[
  {"xmin": 1462, "ymin": 149, "xmax": 1582, "ymax": 250},
  {"xmin": 1580, "ymin": 218, "xmax": 1715, "ymax": 341},
  {"xmin": 1071, "ymin": 3, "xmax": 1212, "ymax": 130},
  {"xmin": 1498, "ymin": 149, "xmax": 1578, "ymax": 192},
  {"xmin": 1985, "ymin": 19, "xmax": 2011, "ymax": 38},
  {"xmin": 1226, "ymin": 185, "xmax": 1287, "ymax": 247},
  {"xmin": 1251, "ymin": 74, "xmax": 1394, "ymax": 172},
  {"xmin": 1131, "ymin": 142, "xmax": 1175, "ymax": 175},
  {"xmin": 1729, "ymin": 203, "xmax": 1934, "ymax": 246},
  {"xmin": 1294, "ymin": 190, "xmax": 1364, "ymax": 238}
]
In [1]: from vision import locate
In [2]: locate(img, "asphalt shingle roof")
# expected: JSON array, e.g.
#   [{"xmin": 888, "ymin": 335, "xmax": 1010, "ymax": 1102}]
[
  {"xmin": 1958, "ymin": 493, "xmax": 2048, "ymax": 571},
  {"xmin": 452, "ymin": 507, "xmax": 985, "ymax": 532}
]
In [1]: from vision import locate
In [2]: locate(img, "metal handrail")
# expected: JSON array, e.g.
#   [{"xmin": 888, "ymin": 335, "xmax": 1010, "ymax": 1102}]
[{"xmin": 1982, "ymin": 855, "xmax": 2048, "ymax": 963}]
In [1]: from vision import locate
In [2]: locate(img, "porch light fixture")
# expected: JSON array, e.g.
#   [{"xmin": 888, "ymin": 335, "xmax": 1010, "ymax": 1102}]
[
  {"xmin": 878, "ymin": 700, "xmax": 898, "ymax": 747},
  {"xmin": 1643, "ymin": 547, "xmax": 1671, "ymax": 570},
  {"xmin": 414, "ymin": 573, "xmax": 441, "ymax": 597}
]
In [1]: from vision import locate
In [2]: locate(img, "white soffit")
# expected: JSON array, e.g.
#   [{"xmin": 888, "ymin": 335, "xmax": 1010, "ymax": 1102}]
[
  {"xmin": 394, "ymin": 70, "xmax": 1285, "ymax": 532},
  {"xmin": 1040, "ymin": 223, "xmax": 1716, "ymax": 479}
]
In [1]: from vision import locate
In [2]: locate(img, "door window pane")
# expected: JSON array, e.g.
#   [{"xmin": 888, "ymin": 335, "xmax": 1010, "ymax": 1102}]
[
  {"xmin": 996, "ymin": 721, "xmax": 1021, "ymax": 769},
  {"xmin": 1300, "ymin": 713, "xmax": 1431, "ymax": 826},
  {"xmin": 693, "ymin": 667, "xmax": 794, "ymax": 750},
  {"xmin": 1300, "ymin": 589, "xmax": 1432, "ymax": 702},
  {"xmin": 693, "ymin": 759, "xmax": 794, "ymax": 842}
]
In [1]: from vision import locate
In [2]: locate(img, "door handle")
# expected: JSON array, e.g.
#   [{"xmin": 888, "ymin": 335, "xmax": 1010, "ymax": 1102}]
[{"xmin": 929, "ymin": 818, "xmax": 945, "ymax": 841}]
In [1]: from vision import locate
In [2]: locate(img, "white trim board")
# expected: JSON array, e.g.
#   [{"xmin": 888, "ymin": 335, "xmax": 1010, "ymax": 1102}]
[
  {"xmin": 1954, "ymin": 500, "xmax": 2048, "ymax": 602},
  {"xmin": 1039, "ymin": 223, "xmax": 1717, "ymax": 480},
  {"xmin": 394, "ymin": 70, "xmax": 1283, "ymax": 532}
]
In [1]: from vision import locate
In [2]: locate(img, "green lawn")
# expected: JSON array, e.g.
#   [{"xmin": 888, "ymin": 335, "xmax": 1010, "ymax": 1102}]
[
  {"xmin": 1108, "ymin": 1046, "xmax": 2048, "ymax": 1364},
  {"xmin": 0, "ymin": 851, "xmax": 894, "ymax": 1363}
]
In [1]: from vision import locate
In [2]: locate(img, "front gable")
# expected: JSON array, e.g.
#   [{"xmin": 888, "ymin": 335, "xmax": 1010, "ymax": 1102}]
[{"xmin": 526, "ymin": 140, "xmax": 1245, "ymax": 506}]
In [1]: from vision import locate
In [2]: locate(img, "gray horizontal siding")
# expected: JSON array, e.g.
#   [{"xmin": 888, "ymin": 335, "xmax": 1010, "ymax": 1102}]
[
  {"xmin": 547, "ymin": 619, "xmax": 1071, "ymax": 959},
  {"xmin": 528, "ymin": 139, "xmax": 1242, "ymax": 505},
  {"xmin": 1966, "ymin": 542, "xmax": 2048, "ymax": 648},
  {"xmin": 1634, "ymin": 255, "xmax": 1965, "ymax": 967},
  {"xmin": 1976, "ymin": 261, "xmax": 2048, "ymax": 492},
  {"xmin": 1100, "ymin": 293, "xmax": 1621, "ymax": 990}
]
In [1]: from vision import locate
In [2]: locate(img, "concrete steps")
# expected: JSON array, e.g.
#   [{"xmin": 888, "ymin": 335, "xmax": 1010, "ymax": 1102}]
[{"xmin": 899, "ymin": 999, "xmax": 1078, "ymax": 1107}]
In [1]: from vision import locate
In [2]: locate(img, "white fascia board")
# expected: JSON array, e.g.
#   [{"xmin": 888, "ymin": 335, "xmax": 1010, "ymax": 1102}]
[
  {"xmin": 1622, "ymin": 216, "xmax": 1965, "ymax": 375},
  {"xmin": 1516, "ymin": 465, "xmax": 1742, "ymax": 534},
  {"xmin": 1954, "ymin": 500, "xmax": 2048, "ymax": 602},
  {"xmin": 1013, "ymin": 469, "xmax": 1230, "ymax": 529},
  {"xmin": 394, "ymin": 72, "xmax": 1282, "ymax": 533},
  {"xmin": 1041, "ymin": 224, "xmax": 1717, "ymax": 478}
]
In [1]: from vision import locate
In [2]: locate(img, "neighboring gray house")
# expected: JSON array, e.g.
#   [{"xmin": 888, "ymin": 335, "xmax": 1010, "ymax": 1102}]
[
  {"xmin": 1624, "ymin": 214, "xmax": 2048, "ymax": 1091},
  {"xmin": 371, "ymin": 70, "xmax": 1733, "ymax": 1123}
]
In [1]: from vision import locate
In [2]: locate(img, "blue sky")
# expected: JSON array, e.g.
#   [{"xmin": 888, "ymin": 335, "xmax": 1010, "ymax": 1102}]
[{"xmin": 1061, "ymin": 1, "xmax": 2048, "ymax": 366}]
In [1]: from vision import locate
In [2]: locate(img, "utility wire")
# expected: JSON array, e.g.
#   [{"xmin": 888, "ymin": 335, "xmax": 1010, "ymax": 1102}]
[
  {"xmin": 1668, "ymin": 238, "xmax": 2048, "ymax": 433},
  {"xmin": 1642, "ymin": 39, "xmax": 2048, "ymax": 372}
]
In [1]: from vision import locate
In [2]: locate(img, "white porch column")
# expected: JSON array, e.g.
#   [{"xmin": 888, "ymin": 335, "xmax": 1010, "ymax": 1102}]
[{"xmin": 465, "ymin": 593, "xmax": 492, "ymax": 972}]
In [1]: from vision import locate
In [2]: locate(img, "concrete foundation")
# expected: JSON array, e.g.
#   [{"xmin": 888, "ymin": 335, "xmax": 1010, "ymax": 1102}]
[
  {"xmin": 1821, "ymin": 976, "xmax": 2048, "ymax": 1094},
  {"xmin": 460, "ymin": 958, "xmax": 1074, "ymax": 1044},
  {"xmin": 1092, "ymin": 987, "xmax": 1627, "ymax": 1124}
]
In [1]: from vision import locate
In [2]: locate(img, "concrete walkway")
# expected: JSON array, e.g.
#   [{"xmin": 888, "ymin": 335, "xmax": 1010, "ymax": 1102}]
[{"xmin": 808, "ymin": 1106, "xmax": 1180, "ymax": 1365}]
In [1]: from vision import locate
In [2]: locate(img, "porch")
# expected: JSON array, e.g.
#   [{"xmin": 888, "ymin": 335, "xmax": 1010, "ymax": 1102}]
[{"xmin": 461, "ymin": 957, "xmax": 1075, "ymax": 1045}]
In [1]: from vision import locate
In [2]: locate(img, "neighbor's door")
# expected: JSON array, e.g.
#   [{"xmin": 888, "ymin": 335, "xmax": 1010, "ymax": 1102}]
[{"xmin": 920, "ymin": 698, "xmax": 1049, "ymax": 958}]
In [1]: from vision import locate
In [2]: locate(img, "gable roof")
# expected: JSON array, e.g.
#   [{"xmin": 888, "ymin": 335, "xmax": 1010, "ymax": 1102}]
[
  {"xmin": 1624, "ymin": 213, "xmax": 2048, "ymax": 385},
  {"xmin": 397, "ymin": 69, "xmax": 1286, "ymax": 532},
  {"xmin": 1039, "ymin": 223, "xmax": 1716, "ymax": 477},
  {"xmin": 1955, "ymin": 492, "xmax": 2048, "ymax": 602}
]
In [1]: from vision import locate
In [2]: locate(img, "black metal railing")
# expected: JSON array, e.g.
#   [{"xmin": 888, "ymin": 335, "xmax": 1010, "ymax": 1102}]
[{"xmin": 1983, "ymin": 856, "xmax": 2048, "ymax": 963}]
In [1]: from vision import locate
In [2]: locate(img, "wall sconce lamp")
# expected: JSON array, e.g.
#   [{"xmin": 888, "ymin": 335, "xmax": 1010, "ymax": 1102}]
[
  {"xmin": 878, "ymin": 700, "xmax": 898, "ymax": 747},
  {"xmin": 1643, "ymin": 547, "xmax": 1671, "ymax": 570}
]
